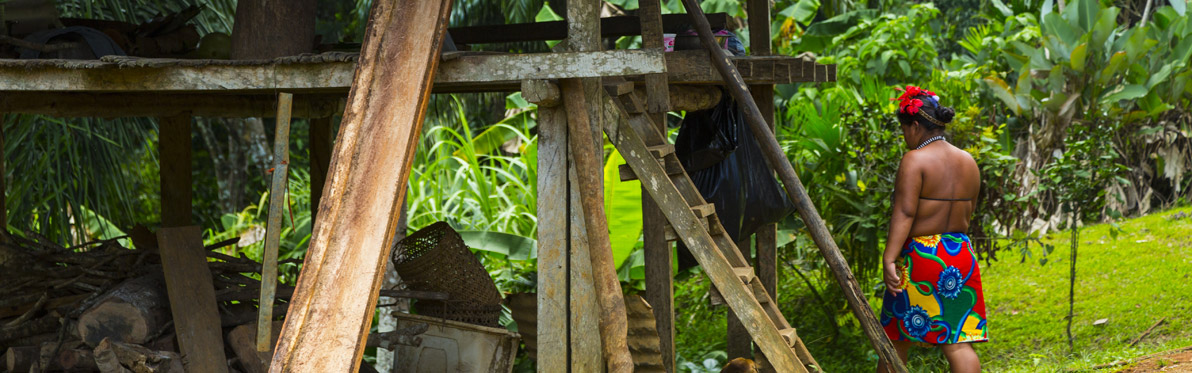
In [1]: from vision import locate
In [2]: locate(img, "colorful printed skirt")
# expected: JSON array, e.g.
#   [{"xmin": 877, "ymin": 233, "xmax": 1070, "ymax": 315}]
[{"xmin": 880, "ymin": 232, "xmax": 988, "ymax": 345}]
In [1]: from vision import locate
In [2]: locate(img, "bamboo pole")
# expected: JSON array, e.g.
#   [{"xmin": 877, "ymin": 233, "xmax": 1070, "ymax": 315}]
[
  {"xmin": 258, "ymin": 92, "xmax": 293, "ymax": 352},
  {"xmin": 561, "ymin": 78, "xmax": 634, "ymax": 373},
  {"xmin": 677, "ymin": 1, "xmax": 908, "ymax": 371}
]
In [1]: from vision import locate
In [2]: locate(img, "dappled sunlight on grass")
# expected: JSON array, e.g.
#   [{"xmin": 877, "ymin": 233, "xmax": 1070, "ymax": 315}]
[{"xmin": 979, "ymin": 206, "xmax": 1192, "ymax": 372}]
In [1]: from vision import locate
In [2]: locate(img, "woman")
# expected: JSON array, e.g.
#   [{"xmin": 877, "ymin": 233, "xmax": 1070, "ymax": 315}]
[{"xmin": 877, "ymin": 86, "xmax": 986, "ymax": 373}]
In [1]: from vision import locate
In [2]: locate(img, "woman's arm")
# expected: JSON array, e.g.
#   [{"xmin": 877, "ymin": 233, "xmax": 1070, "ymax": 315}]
[{"xmin": 884, "ymin": 154, "xmax": 921, "ymax": 294}]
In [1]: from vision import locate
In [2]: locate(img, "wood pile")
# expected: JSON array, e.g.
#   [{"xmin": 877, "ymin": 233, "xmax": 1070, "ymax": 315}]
[{"xmin": 0, "ymin": 227, "xmax": 436, "ymax": 372}]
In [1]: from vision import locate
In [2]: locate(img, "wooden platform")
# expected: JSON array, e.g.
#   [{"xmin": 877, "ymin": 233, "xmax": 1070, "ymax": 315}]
[{"xmin": 0, "ymin": 51, "xmax": 834, "ymax": 118}]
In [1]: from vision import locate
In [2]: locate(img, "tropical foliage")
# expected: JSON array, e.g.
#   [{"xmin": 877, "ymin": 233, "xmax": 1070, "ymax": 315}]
[{"xmin": 4, "ymin": 0, "xmax": 1192, "ymax": 371}]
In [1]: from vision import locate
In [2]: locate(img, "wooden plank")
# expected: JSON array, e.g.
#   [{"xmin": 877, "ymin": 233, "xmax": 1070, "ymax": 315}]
[
  {"xmin": 528, "ymin": 79, "xmax": 568, "ymax": 373},
  {"xmin": 258, "ymin": 92, "xmax": 293, "ymax": 352},
  {"xmin": 563, "ymin": 78, "xmax": 633, "ymax": 373},
  {"xmin": 436, "ymin": 49, "xmax": 664, "ymax": 82},
  {"xmin": 0, "ymin": 53, "xmax": 827, "ymax": 94},
  {"xmin": 639, "ymin": 0, "xmax": 670, "ymax": 114},
  {"xmin": 602, "ymin": 98, "xmax": 806, "ymax": 373},
  {"xmin": 0, "ymin": 92, "xmax": 341, "ymax": 118},
  {"xmin": 618, "ymin": 156, "xmax": 685, "ymax": 182},
  {"xmin": 567, "ymin": 161, "xmax": 603, "ymax": 372},
  {"xmin": 678, "ymin": 2, "xmax": 901, "ymax": 371},
  {"xmin": 309, "ymin": 116, "xmax": 333, "ymax": 226},
  {"xmin": 447, "ymin": 13, "xmax": 728, "ymax": 45},
  {"xmin": 157, "ymin": 226, "xmax": 229, "ymax": 373},
  {"xmin": 567, "ymin": 0, "xmax": 607, "ymax": 370},
  {"xmin": 268, "ymin": 0, "xmax": 452, "ymax": 370},
  {"xmin": 1, "ymin": 122, "xmax": 5, "ymax": 232},
  {"xmin": 642, "ymin": 186, "xmax": 674, "ymax": 373},
  {"xmin": 746, "ymin": 0, "xmax": 775, "ymax": 365},
  {"xmin": 159, "ymin": 114, "xmax": 192, "ymax": 227}
]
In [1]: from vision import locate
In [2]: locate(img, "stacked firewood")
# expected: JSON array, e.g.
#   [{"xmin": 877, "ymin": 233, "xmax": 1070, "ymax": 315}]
[{"xmin": 0, "ymin": 227, "xmax": 435, "ymax": 373}]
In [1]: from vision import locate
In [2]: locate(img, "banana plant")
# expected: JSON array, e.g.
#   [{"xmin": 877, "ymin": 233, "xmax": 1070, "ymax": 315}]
[{"xmin": 985, "ymin": 0, "xmax": 1191, "ymax": 130}]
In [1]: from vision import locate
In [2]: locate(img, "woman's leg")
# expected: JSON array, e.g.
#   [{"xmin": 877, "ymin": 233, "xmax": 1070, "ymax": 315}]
[
  {"xmin": 875, "ymin": 341, "xmax": 912, "ymax": 373},
  {"xmin": 940, "ymin": 343, "xmax": 981, "ymax": 373}
]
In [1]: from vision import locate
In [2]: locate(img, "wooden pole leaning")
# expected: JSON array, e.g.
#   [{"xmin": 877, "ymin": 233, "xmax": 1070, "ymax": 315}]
[
  {"xmin": 560, "ymin": 78, "xmax": 634, "ymax": 373},
  {"xmin": 268, "ymin": 0, "xmax": 453, "ymax": 370},
  {"xmin": 258, "ymin": 92, "xmax": 293, "ymax": 352},
  {"xmin": 677, "ymin": 1, "xmax": 908, "ymax": 372}
]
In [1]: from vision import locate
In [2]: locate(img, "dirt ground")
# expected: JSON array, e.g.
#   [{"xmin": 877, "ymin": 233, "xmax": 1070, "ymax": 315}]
[{"xmin": 1114, "ymin": 347, "xmax": 1192, "ymax": 372}]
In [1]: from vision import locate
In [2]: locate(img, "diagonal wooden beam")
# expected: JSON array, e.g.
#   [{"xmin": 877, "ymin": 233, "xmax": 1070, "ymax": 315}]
[
  {"xmin": 267, "ymin": 0, "xmax": 453, "ymax": 371},
  {"xmin": 678, "ymin": 1, "xmax": 906, "ymax": 372}
]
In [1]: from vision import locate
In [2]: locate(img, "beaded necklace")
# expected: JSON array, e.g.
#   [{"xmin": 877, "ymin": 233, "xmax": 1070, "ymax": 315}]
[{"xmin": 916, "ymin": 135, "xmax": 945, "ymax": 150}]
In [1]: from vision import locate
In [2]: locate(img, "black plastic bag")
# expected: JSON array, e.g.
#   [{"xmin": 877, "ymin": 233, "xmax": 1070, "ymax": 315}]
[{"xmin": 674, "ymin": 95, "xmax": 797, "ymax": 271}]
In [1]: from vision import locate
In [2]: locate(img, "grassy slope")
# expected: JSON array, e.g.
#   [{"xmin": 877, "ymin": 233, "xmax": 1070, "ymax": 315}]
[
  {"xmin": 672, "ymin": 206, "xmax": 1192, "ymax": 372},
  {"xmin": 979, "ymin": 205, "xmax": 1192, "ymax": 372}
]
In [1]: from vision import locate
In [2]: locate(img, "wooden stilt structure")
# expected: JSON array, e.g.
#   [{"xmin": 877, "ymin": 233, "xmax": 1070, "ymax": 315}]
[{"xmin": 0, "ymin": 0, "xmax": 887, "ymax": 371}]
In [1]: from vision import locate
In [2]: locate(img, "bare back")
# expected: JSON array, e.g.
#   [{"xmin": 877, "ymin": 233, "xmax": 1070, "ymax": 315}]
[{"xmin": 894, "ymin": 142, "xmax": 981, "ymax": 236}]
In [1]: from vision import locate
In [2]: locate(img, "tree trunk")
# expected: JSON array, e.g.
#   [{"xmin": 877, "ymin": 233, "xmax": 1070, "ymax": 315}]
[
  {"xmin": 4, "ymin": 346, "xmax": 37, "ymax": 372},
  {"xmin": 77, "ymin": 274, "xmax": 171, "ymax": 347},
  {"xmin": 230, "ymin": 0, "xmax": 317, "ymax": 60}
]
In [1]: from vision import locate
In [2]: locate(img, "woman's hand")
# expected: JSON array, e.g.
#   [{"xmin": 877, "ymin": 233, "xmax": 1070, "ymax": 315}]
[{"xmin": 884, "ymin": 261, "xmax": 903, "ymax": 296}]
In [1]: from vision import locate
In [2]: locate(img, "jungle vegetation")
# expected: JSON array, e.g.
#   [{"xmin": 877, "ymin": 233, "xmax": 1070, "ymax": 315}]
[{"xmin": 3, "ymin": 0, "xmax": 1191, "ymax": 370}]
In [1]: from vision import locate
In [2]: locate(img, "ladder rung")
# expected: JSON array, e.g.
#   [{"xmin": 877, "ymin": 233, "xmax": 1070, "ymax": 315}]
[
  {"xmin": 733, "ymin": 267, "xmax": 756, "ymax": 284},
  {"xmin": 603, "ymin": 81, "xmax": 635, "ymax": 96},
  {"xmin": 662, "ymin": 216, "xmax": 711, "ymax": 242},
  {"xmin": 778, "ymin": 328, "xmax": 798, "ymax": 347},
  {"xmin": 709, "ymin": 285, "xmax": 725, "ymax": 306},
  {"xmin": 751, "ymin": 280, "xmax": 770, "ymax": 305},
  {"xmin": 647, "ymin": 144, "xmax": 674, "ymax": 158},
  {"xmin": 617, "ymin": 157, "xmax": 685, "ymax": 182},
  {"xmin": 690, "ymin": 203, "xmax": 715, "ymax": 218}
]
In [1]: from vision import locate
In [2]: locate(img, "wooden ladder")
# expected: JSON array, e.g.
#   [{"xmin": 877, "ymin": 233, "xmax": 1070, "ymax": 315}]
[{"xmin": 600, "ymin": 83, "xmax": 821, "ymax": 373}]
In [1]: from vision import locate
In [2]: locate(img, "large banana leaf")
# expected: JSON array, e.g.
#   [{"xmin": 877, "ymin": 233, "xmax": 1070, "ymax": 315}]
[{"xmin": 604, "ymin": 149, "xmax": 644, "ymax": 270}]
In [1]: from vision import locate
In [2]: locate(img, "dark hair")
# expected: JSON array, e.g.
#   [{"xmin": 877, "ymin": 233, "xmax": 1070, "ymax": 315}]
[{"xmin": 896, "ymin": 94, "xmax": 955, "ymax": 132}]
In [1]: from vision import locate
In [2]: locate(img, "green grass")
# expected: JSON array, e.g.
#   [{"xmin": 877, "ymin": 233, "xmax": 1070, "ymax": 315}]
[
  {"xmin": 672, "ymin": 206, "xmax": 1192, "ymax": 372},
  {"xmin": 978, "ymin": 206, "xmax": 1192, "ymax": 372}
]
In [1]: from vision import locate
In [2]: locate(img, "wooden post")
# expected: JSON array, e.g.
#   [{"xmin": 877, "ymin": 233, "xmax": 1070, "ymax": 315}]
[
  {"xmin": 638, "ymin": 1, "xmax": 675, "ymax": 372},
  {"xmin": 679, "ymin": 2, "xmax": 907, "ymax": 371},
  {"xmin": 1, "ymin": 120, "xmax": 6, "ymax": 234},
  {"xmin": 526, "ymin": 79, "xmax": 570, "ymax": 373},
  {"xmin": 159, "ymin": 114, "xmax": 192, "ymax": 227},
  {"xmin": 565, "ymin": 1, "xmax": 607, "ymax": 372},
  {"xmin": 157, "ymin": 226, "xmax": 229, "ymax": 373},
  {"xmin": 230, "ymin": 0, "xmax": 316, "ymax": 59},
  {"xmin": 562, "ymin": 78, "xmax": 634, "ymax": 373},
  {"xmin": 747, "ymin": 0, "xmax": 779, "ymax": 369},
  {"xmin": 748, "ymin": 0, "xmax": 779, "ymax": 304},
  {"xmin": 309, "ymin": 115, "xmax": 333, "ymax": 225},
  {"xmin": 268, "ymin": 0, "xmax": 453, "ymax": 370},
  {"xmin": 258, "ymin": 92, "xmax": 293, "ymax": 352}
]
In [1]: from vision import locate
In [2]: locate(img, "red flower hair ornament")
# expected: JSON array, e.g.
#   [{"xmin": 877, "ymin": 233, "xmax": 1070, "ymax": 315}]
[{"xmin": 891, "ymin": 85, "xmax": 938, "ymax": 116}]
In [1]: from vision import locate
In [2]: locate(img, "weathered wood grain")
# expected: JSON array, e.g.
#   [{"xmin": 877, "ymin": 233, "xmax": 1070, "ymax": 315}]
[
  {"xmin": 447, "ymin": 13, "xmax": 728, "ymax": 45},
  {"xmin": 0, "ymin": 52, "xmax": 828, "ymax": 95},
  {"xmin": 0, "ymin": 92, "xmax": 341, "ymax": 118},
  {"xmin": 563, "ymin": 78, "xmax": 633, "ymax": 373},
  {"xmin": 567, "ymin": 0, "xmax": 610, "ymax": 370},
  {"xmin": 639, "ymin": 0, "xmax": 670, "ymax": 114},
  {"xmin": 257, "ymin": 92, "xmax": 292, "ymax": 352},
  {"xmin": 527, "ymin": 79, "xmax": 568, "ymax": 373},
  {"xmin": 157, "ymin": 226, "xmax": 228, "ymax": 373},
  {"xmin": 268, "ymin": 0, "xmax": 453, "ymax": 371},
  {"xmin": 159, "ymin": 114, "xmax": 191, "ymax": 228},
  {"xmin": 602, "ymin": 96, "xmax": 807, "ymax": 373},
  {"xmin": 679, "ymin": 2, "xmax": 904, "ymax": 371}
]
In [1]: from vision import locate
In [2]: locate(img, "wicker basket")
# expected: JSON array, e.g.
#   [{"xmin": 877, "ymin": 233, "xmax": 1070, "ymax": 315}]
[{"xmin": 391, "ymin": 222, "xmax": 503, "ymax": 327}]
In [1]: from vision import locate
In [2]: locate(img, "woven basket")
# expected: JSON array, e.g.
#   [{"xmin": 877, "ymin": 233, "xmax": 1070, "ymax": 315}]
[{"xmin": 391, "ymin": 222, "xmax": 503, "ymax": 327}]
